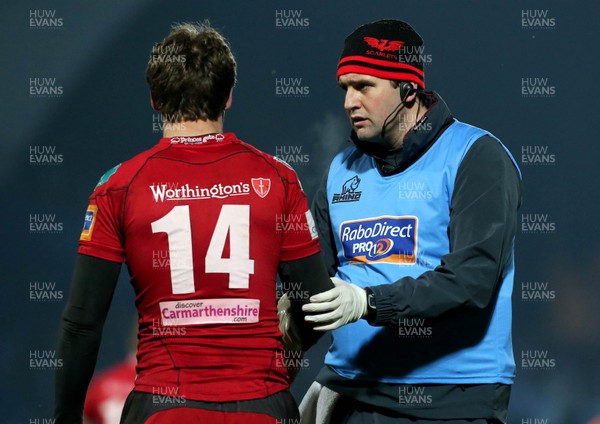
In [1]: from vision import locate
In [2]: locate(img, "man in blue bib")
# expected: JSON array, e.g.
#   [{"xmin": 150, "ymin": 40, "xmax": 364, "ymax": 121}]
[{"xmin": 301, "ymin": 19, "xmax": 522, "ymax": 423}]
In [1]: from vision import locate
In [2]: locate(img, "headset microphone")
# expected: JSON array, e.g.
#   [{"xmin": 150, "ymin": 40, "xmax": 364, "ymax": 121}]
[{"xmin": 381, "ymin": 82, "xmax": 415, "ymax": 138}]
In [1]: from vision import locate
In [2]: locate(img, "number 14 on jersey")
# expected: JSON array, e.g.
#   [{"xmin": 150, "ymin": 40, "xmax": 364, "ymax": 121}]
[{"xmin": 151, "ymin": 204, "xmax": 255, "ymax": 294}]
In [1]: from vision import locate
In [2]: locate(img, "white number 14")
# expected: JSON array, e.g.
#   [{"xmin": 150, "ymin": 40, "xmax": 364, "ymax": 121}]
[{"xmin": 151, "ymin": 204, "xmax": 255, "ymax": 294}]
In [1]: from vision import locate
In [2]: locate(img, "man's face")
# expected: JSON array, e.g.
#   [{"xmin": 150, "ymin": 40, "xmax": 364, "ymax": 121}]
[{"xmin": 338, "ymin": 73, "xmax": 401, "ymax": 143}]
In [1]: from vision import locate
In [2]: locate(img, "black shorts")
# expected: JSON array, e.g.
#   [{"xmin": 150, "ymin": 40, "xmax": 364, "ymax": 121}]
[
  {"xmin": 331, "ymin": 395, "xmax": 504, "ymax": 424},
  {"xmin": 120, "ymin": 389, "xmax": 299, "ymax": 424}
]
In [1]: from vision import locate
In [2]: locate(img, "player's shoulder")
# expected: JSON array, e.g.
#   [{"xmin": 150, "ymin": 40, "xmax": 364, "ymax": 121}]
[
  {"xmin": 91, "ymin": 142, "xmax": 167, "ymax": 195},
  {"xmin": 234, "ymin": 136, "xmax": 301, "ymax": 182}
]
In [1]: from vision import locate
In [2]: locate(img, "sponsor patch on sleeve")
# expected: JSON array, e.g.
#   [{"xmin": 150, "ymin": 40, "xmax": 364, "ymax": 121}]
[
  {"xmin": 339, "ymin": 216, "xmax": 418, "ymax": 264},
  {"xmin": 305, "ymin": 210, "xmax": 318, "ymax": 240},
  {"xmin": 80, "ymin": 204, "xmax": 98, "ymax": 241}
]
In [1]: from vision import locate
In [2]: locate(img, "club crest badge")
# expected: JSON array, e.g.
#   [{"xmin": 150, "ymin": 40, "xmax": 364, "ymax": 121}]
[{"xmin": 251, "ymin": 178, "xmax": 271, "ymax": 198}]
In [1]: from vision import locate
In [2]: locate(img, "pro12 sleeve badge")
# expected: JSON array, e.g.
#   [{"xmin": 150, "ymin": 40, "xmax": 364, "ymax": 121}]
[{"xmin": 80, "ymin": 204, "xmax": 98, "ymax": 241}]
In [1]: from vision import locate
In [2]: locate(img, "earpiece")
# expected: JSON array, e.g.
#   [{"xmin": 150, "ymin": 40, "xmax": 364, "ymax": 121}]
[
  {"xmin": 399, "ymin": 82, "xmax": 415, "ymax": 102},
  {"xmin": 380, "ymin": 82, "xmax": 417, "ymax": 138}
]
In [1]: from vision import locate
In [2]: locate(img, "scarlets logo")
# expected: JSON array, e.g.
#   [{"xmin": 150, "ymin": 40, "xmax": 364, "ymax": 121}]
[
  {"xmin": 340, "ymin": 216, "xmax": 418, "ymax": 264},
  {"xmin": 363, "ymin": 37, "xmax": 405, "ymax": 52}
]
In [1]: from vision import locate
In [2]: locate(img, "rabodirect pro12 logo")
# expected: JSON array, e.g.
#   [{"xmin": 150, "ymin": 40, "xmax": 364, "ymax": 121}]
[{"xmin": 339, "ymin": 216, "xmax": 417, "ymax": 264}]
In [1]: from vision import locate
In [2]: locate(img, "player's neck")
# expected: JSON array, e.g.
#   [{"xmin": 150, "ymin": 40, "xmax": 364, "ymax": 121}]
[{"xmin": 163, "ymin": 117, "xmax": 224, "ymax": 138}]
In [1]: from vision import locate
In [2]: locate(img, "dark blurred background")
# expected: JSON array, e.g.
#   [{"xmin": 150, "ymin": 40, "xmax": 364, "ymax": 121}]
[{"xmin": 2, "ymin": 0, "xmax": 599, "ymax": 422}]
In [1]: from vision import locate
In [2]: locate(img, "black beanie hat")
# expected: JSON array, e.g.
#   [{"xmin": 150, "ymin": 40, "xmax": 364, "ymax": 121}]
[{"xmin": 337, "ymin": 19, "xmax": 425, "ymax": 89}]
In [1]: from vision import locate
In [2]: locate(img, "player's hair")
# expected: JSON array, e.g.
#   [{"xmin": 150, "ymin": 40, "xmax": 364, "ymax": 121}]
[{"xmin": 146, "ymin": 21, "xmax": 237, "ymax": 123}]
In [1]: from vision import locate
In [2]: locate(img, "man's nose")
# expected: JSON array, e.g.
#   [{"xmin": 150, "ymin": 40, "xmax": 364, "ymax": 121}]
[{"xmin": 344, "ymin": 88, "xmax": 359, "ymax": 112}]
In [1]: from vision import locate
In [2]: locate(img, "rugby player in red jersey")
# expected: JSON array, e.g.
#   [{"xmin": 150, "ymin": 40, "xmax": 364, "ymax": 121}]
[
  {"xmin": 54, "ymin": 22, "xmax": 333, "ymax": 424},
  {"xmin": 83, "ymin": 355, "xmax": 136, "ymax": 424}
]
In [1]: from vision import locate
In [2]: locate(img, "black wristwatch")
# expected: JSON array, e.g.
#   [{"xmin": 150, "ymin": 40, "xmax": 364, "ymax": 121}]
[{"xmin": 365, "ymin": 287, "xmax": 377, "ymax": 322}]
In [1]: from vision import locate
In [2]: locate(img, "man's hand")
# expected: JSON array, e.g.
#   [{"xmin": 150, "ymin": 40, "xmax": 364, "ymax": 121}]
[
  {"xmin": 277, "ymin": 293, "xmax": 303, "ymax": 351},
  {"xmin": 277, "ymin": 293, "xmax": 304, "ymax": 382},
  {"xmin": 302, "ymin": 277, "xmax": 367, "ymax": 331}
]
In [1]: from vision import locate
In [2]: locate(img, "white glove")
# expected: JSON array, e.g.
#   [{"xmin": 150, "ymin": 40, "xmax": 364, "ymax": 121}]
[{"xmin": 302, "ymin": 277, "xmax": 367, "ymax": 331}]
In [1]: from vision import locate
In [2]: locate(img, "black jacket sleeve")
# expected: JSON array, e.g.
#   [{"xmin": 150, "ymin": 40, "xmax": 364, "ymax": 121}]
[
  {"xmin": 366, "ymin": 136, "xmax": 522, "ymax": 325},
  {"xmin": 55, "ymin": 254, "xmax": 122, "ymax": 424},
  {"xmin": 311, "ymin": 171, "xmax": 339, "ymax": 277},
  {"xmin": 278, "ymin": 252, "xmax": 335, "ymax": 350}
]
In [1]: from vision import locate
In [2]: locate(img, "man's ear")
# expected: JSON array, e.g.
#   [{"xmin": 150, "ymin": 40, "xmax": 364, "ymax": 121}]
[
  {"xmin": 224, "ymin": 88, "xmax": 233, "ymax": 110},
  {"xmin": 400, "ymin": 82, "xmax": 418, "ymax": 103},
  {"xmin": 150, "ymin": 93, "xmax": 160, "ymax": 111}
]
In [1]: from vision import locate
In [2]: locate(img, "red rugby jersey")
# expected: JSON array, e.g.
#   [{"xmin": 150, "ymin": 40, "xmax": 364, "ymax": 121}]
[{"xmin": 78, "ymin": 133, "xmax": 319, "ymax": 402}]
